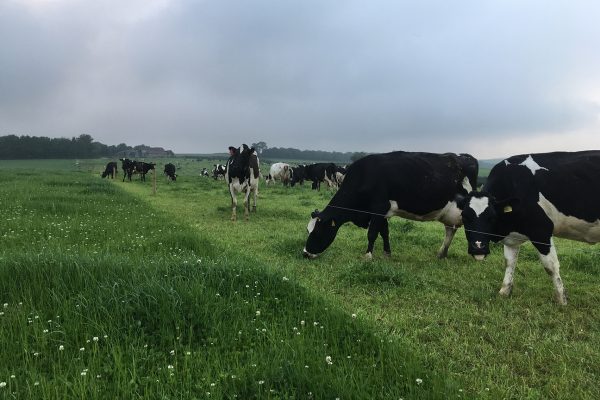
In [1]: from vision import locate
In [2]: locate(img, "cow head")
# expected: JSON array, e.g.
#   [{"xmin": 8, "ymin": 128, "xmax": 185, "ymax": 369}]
[
  {"xmin": 303, "ymin": 209, "xmax": 341, "ymax": 259},
  {"xmin": 457, "ymin": 192, "xmax": 519, "ymax": 260}
]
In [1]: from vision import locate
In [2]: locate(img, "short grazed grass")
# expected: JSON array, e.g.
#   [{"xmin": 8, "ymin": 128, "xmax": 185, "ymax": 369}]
[{"xmin": 1, "ymin": 159, "xmax": 599, "ymax": 399}]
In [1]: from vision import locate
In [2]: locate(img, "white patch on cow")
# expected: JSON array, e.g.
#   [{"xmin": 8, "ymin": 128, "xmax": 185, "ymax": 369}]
[
  {"xmin": 461, "ymin": 176, "xmax": 472, "ymax": 192},
  {"xmin": 538, "ymin": 193, "xmax": 600, "ymax": 243},
  {"xmin": 504, "ymin": 159, "xmax": 510, "ymax": 166},
  {"xmin": 302, "ymin": 248, "xmax": 318, "ymax": 259},
  {"xmin": 307, "ymin": 217, "xmax": 317, "ymax": 234},
  {"xmin": 501, "ymin": 232, "xmax": 529, "ymax": 247},
  {"xmin": 468, "ymin": 197, "xmax": 489, "ymax": 217},
  {"xmin": 519, "ymin": 155, "xmax": 549, "ymax": 175},
  {"xmin": 385, "ymin": 200, "xmax": 462, "ymax": 226},
  {"xmin": 473, "ymin": 255, "xmax": 485, "ymax": 261}
]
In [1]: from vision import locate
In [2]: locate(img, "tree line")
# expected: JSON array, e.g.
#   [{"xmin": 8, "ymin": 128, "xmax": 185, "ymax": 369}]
[
  {"xmin": 0, "ymin": 134, "xmax": 132, "ymax": 159},
  {"xmin": 252, "ymin": 142, "xmax": 367, "ymax": 163}
]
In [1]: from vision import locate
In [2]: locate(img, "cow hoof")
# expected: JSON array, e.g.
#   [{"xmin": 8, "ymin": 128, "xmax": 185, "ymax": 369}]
[
  {"xmin": 498, "ymin": 286, "xmax": 512, "ymax": 297},
  {"xmin": 363, "ymin": 252, "xmax": 373, "ymax": 261},
  {"xmin": 555, "ymin": 291, "xmax": 568, "ymax": 306},
  {"xmin": 436, "ymin": 250, "xmax": 448, "ymax": 259},
  {"xmin": 383, "ymin": 251, "xmax": 391, "ymax": 258},
  {"xmin": 252, "ymin": 206, "xmax": 257, "ymax": 212}
]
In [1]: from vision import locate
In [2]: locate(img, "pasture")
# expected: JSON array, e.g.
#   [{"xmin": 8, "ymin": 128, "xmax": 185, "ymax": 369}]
[{"xmin": 0, "ymin": 158, "xmax": 599, "ymax": 399}]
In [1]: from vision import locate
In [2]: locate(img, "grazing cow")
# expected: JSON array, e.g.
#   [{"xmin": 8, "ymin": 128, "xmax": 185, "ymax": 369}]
[
  {"xmin": 290, "ymin": 165, "xmax": 307, "ymax": 187},
  {"xmin": 457, "ymin": 151, "xmax": 600, "ymax": 305},
  {"xmin": 213, "ymin": 164, "xmax": 226, "ymax": 180},
  {"xmin": 303, "ymin": 151, "xmax": 478, "ymax": 260},
  {"xmin": 335, "ymin": 165, "xmax": 347, "ymax": 186},
  {"xmin": 164, "ymin": 163, "xmax": 177, "ymax": 181},
  {"xmin": 101, "ymin": 161, "xmax": 118, "ymax": 179},
  {"xmin": 304, "ymin": 163, "xmax": 338, "ymax": 190},
  {"xmin": 200, "ymin": 168, "xmax": 209, "ymax": 177},
  {"xmin": 120, "ymin": 158, "xmax": 136, "ymax": 182},
  {"xmin": 134, "ymin": 161, "xmax": 156, "ymax": 182},
  {"xmin": 266, "ymin": 163, "xmax": 292, "ymax": 186},
  {"xmin": 225, "ymin": 144, "xmax": 260, "ymax": 221}
]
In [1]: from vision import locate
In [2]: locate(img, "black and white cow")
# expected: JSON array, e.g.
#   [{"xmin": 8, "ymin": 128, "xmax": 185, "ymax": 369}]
[
  {"xmin": 120, "ymin": 158, "xmax": 136, "ymax": 182},
  {"xmin": 134, "ymin": 161, "xmax": 156, "ymax": 182},
  {"xmin": 457, "ymin": 151, "xmax": 600, "ymax": 305},
  {"xmin": 303, "ymin": 151, "xmax": 478, "ymax": 260},
  {"xmin": 265, "ymin": 162, "xmax": 291, "ymax": 186},
  {"xmin": 213, "ymin": 164, "xmax": 226, "ymax": 180},
  {"xmin": 290, "ymin": 165, "xmax": 307, "ymax": 187},
  {"xmin": 334, "ymin": 165, "xmax": 347, "ymax": 186},
  {"xmin": 225, "ymin": 144, "xmax": 260, "ymax": 221},
  {"xmin": 101, "ymin": 161, "xmax": 118, "ymax": 179},
  {"xmin": 304, "ymin": 163, "xmax": 338, "ymax": 190},
  {"xmin": 200, "ymin": 168, "xmax": 209, "ymax": 177},
  {"xmin": 164, "ymin": 163, "xmax": 177, "ymax": 181}
]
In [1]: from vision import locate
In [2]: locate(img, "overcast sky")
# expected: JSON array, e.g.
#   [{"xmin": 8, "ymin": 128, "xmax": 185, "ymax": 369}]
[{"xmin": 2, "ymin": 0, "xmax": 599, "ymax": 158}]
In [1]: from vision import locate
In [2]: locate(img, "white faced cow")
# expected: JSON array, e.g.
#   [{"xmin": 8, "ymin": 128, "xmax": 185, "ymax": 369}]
[
  {"xmin": 265, "ymin": 163, "xmax": 291, "ymax": 186},
  {"xmin": 303, "ymin": 151, "xmax": 478, "ymax": 260},
  {"xmin": 225, "ymin": 144, "xmax": 260, "ymax": 221},
  {"xmin": 458, "ymin": 151, "xmax": 600, "ymax": 305}
]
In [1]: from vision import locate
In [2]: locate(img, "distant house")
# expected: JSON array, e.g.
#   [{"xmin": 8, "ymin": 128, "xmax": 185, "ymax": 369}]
[{"xmin": 115, "ymin": 147, "xmax": 175, "ymax": 158}]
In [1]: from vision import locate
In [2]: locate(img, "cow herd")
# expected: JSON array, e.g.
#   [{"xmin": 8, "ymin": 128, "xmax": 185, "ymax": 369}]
[{"xmin": 100, "ymin": 149, "xmax": 600, "ymax": 305}]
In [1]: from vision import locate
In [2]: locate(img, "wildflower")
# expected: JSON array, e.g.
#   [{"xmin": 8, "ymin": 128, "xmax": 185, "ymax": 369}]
[
  {"xmin": 10, "ymin": 376, "xmax": 15, "ymax": 379},
  {"xmin": 168, "ymin": 365, "xmax": 174, "ymax": 370},
  {"xmin": 59, "ymin": 345, "xmax": 64, "ymax": 351},
  {"xmin": 43, "ymin": 329, "xmax": 48, "ymax": 333},
  {"xmin": 300, "ymin": 320, "xmax": 305, "ymax": 326},
  {"xmin": 93, "ymin": 336, "xmax": 99, "ymax": 342},
  {"xmin": 34, "ymin": 382, "xmax": 39, "ymax": 386},
  {"xmin": 351, "ymin": 313, "xmax": 357, "ymax": 318},
  {"xmin": 185, "ymin": 351, "xmax": 191, "ymax": 356},
  {"xmin": 2, "ymin": 303, "xmax": 7, "ymax": 308},
  {"xmin": 81, "ymin": 371, "xmax": 87, "ymax": 376},
  {"xmin": 255, "ymin": 310, "xmax": 261, "ymax": 317},
  {"xmin": 0, "ymin": 382, "xmax": 6, "ymax": 388},
  {"xmin": 258, "ymin": 380, "xmax": 265, "ymax": 385},
  {"xmin": 416, "ymin": 378, "xmax": 423, "ymax": 385},
  {"xmin": 325, "ymin": 356, "xmax": 333, "ymax": 365},
  {"xmin": 79, "ymin": 347, "xmax": 85, "ymax": 352},
  {"xmin": 282, "ymin": 276, "xmax": 289, "ymax": 281},
  {"xmin": 170, "ymin": 350, "xmax": 175, "ymax": 356}
]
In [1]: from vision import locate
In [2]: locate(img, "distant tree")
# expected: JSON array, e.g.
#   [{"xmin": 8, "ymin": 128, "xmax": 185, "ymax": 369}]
[
  {"xmin": 350, "ymin": 152, "xmax": 368, "ymax": 162},
  {"xmin": 251, "ymin": 141, "xmax": 268, "ymax": 154}
]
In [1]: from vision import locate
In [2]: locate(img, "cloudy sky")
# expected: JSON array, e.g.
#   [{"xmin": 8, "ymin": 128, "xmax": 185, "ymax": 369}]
[{"xmin": 2, "ymin": 0, "xmax": 599, "ymax": 158}]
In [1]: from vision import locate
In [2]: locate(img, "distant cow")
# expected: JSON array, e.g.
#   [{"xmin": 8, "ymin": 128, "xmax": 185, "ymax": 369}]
[
  {"xmin": 334, "ymin": 165, "xmax": 347, "ymax": 186},
  {"xmin": 290, "ymin": 165, "xmax": 307, "ymax": 187},
  {"xmin": 213, "ymin": 164, "xmax": 226, "ymax": 180},
  {"xmin": 225, "ymin": 144, "xmax": 260, "ymax": 221},
  {"xmin": 120, "ymin": 158, "xmax": 136, "ymax": 182},
  {"xmin": 164, "ymin": 163, "xmax": 177, "ymax": 181},
  {"xmin": 303, "ymin": 151, "xmax": 478, "ymax": 260},
  {"xmin": 200, "ymin": 168, "xmax": 209, "ymax": 177},
  {"xmin": 266, "ymin": 163, "xmax": 291, "ymax": 186},
  {"xmin": 304, "ymin": 163, "xmax": 337, "ymax": 190},
  {"xmin": 134, "ymin": 161, "xmax": 156, "ymax": 182},
  {"xmin": 457, "ymin": 151, "xmax": 600, "ymax": 305},
  {"xmin": 101, "ymin": 161, "xmax": 118, "ymax": 179}
]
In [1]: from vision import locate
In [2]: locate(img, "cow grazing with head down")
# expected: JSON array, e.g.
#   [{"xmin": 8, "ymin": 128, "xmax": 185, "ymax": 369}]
[
  {"xmin": 200, "ymin": 168, "xmax": 209, "ymax": 177},
  {"xmin": 302, "ymin": 163, "xmax": 338, "ymax": 190},
  {"xmin": 266, "ymin": 163, "xmax": 291, "ymax": 186},
  {"xmin": 120, "ymin": 158, "xmax": 136, "ymax": 182},
  {"xmin": 290, "ymin": 165, "xmax": 307, "ymax": 187},
  {"xmin": 303, "ymin": 151, "xmax": 478, "ymax": 260},
  {"xmin": 457, "ymin": 151, "xmax": 600, "ymax": 305},
  {"xmin": 101, "ymin": 161, "xmax": 118, "ymax": 179},
  {"xmin": 164, "ymin": 163, "xmax": 177, "ymax": 181},
  {"xmin": 225, "ymin": 144, "xmax": 260, "ymax": 221},
  {"xmin": 134, "ymin": 161, "xmax": 156, "ymax": 182}
]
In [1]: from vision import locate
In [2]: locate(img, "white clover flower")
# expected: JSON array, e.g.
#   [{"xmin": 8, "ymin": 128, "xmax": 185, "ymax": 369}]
[
  {"xmin": 185, "ymin": 351, "xmax": 191, "ymax": 356},
  {"xmin": 255, "ymin": 310, "xmax": 261, "ymax": 317},
  {"xmin": 282, "ymin": 276, "xmax": 289, "ymax": 281},
  {"xmin": 59, "ymin": 345, "xmax": 64, "ymax": 351},
  {"xmin": 300, "ymin": 320, "xmax": 305, "ymax": 326},
  {"xmin": 10, "ymin": 376, "xmax": 15, "ymax": 379},
  {"xmin": 416, "ymin": 378, "xmax": 423, "ymax": 385},
  {"xmin": 0, "ymin": 382, "xmax": 6, "ymax": 388},
  {"xmin": 79, "ymin": 347, "xmax": 85, "ymax": 352},
  {"xmin": 170, "ymin": 350, "xmax": 175, "ymax": 356},
  {"xmin": 81, "ymin": 371, "xmax": 87, "ymax": 376},
  {"xmin": 258, "ymin": 380, "xmax": 265, "ymax": 385},
  {"xmin": 43, "ymin": 329, "xmax": 48, "ymax": 333},
  {"xmin": 34, "ymin": 382, "xmax": 39, "ymax": 386},
  {"xmin": 351, "ymin": 313, "xmax": 357, "ymax": 318},
  {"xmin": 3, "ymin": 303, "xmax": 7, "ymax": 308},
  {"xmin": 167, "ymin": 365, "xmax": 174, "ymax": 370},
  {"xmin": 93, "ymin": 337, "xmax": 99, "ymax": 342}
]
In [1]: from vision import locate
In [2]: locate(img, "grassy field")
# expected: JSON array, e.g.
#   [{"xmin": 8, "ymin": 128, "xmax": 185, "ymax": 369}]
[{"xmin": 0, "ymin": 159, "xmax": 599, "ymax": 399}]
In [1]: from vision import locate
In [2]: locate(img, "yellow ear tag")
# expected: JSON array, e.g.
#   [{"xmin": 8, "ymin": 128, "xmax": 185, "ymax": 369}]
[
  {"xmin": 331, "ymin": 220, "xmax": 336, "ymax": 227},
  {"xmin": 503, "ymin": 205, "xmax": 513, "ymax": 213}
]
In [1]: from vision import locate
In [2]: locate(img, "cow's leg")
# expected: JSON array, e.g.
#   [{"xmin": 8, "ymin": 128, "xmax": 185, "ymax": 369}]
[
  {"xmin": 365, "ymin": 217, "xmax": 385, "ymax": 260},
  {"xmin": 252, "ymin": 185, "xmax": 258, "ymax": 212},
  {"xmin": 536, "ymin": 240, "xmax": 567, "ymax": 305},
  {"xmin": 243, "ymin": 187, "xmax": 251, "ymax": 220},
  {"xmin": 380, "ymin": 218, "xmax": 391, "ymax": 257},
  {"xmin": 437, "ymin": 225, "xmax": 458, "ymax": 258},
  {"xmin": 499, "ymin": 244, "xmax": 520, "ymax": 297},
  {"xmin": 229, "ymin": 186, "xmax": 237, "ymax": 221}
]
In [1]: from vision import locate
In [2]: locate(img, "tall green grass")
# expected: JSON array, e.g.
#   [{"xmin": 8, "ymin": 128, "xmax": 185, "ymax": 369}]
[{"xmin": 0, "ymin": 168, "xmax": 450, "ymax": 399}]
